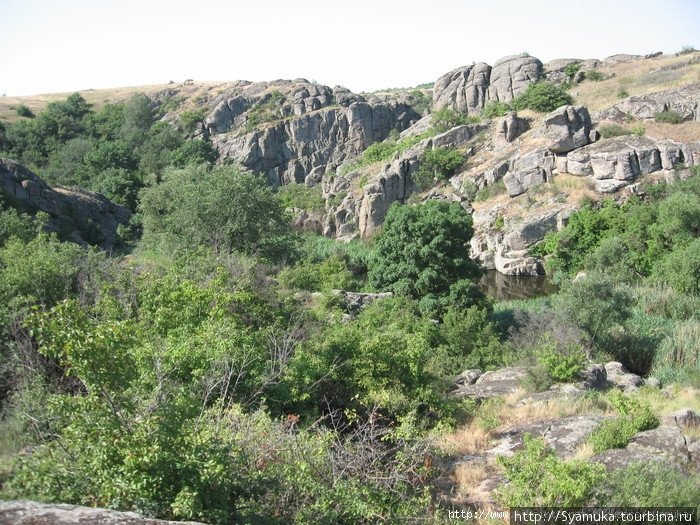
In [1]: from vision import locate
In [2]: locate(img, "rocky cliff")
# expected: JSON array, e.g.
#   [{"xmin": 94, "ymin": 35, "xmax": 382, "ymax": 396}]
[{"xmin": 0, "ymin": 158, "xmax": 130, "ymax": 248}]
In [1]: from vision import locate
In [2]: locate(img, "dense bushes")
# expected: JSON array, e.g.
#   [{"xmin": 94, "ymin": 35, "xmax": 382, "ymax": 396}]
[
  {"xmin": 588, "ymin": 390, "xmax": 658, "ymax": 453},
  {"xmin": 497, "ymin": 434, "xmax": 604, "ymax": 506},
  {"xmin": 368, "ymin": 200, "xmax": 484, "ymax": 317},
  {"xmin": 413, "ymin": 147, "xmax": 463, "ymax": 189},
  {"xmin": 511, "ymin": 81, "xmax": 574, "ymax": 113},
  {"xmin": 139, "ymin": 164, "xmax": 298, "ymax": 261}
]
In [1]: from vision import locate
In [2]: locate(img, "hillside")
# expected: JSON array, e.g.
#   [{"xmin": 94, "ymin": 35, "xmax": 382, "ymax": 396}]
[{"xmin": 0, "ymin": 48, "xmax": 699, "ymax": 524}]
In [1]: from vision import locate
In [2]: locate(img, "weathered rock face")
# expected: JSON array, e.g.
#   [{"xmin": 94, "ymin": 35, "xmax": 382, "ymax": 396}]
[
  {"xmin": 497, "ymin": 112, "xmax": 529, "ymax": 144},
  {"xmin": 503, "ymin": 148, "xmax": 555, "ymax": 197},
  {"xmin": 488, "ymin": 54, "xmax": 544, "ymax": 103},
  {"xmin": 0, "ymin": 500, "xmax": 207, "ymax": 525},
  {"xmin": 213, "ymin": 101, "xmax": 417, "ymax": 185},
  {"xmin": 453, "ymin": 367, "xmax": 528, "ymax": 399},
  {"xmin": 0, "ymin": 158, "xmax": 130, "ymax": 248},
  {"xmin": 433, "ymin": 63, "xmax": 492, "ymax": 115},
  {"xmin": 540, "ymin": 105, "xmax": 594, "ymax": 153},
  {"xmin": 596, "ymin": 84, "xmax": 700, "ymax": 122},
  {"xmin": 432, "ymin": 54, "xmax": 542, "ymax": 114},
  {"xmin": 564, "ymin": 135, "xmax": 699, "ymax": 192}
]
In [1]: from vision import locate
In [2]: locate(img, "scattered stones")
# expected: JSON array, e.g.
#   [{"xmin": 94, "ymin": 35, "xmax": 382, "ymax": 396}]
[
  {"xmin": 456, "ymin": 369, "xmax": 483, "ymax": 386},
  {"xmin": 333, "ymin": 290, "xmax": 394, "ymax": 314}
]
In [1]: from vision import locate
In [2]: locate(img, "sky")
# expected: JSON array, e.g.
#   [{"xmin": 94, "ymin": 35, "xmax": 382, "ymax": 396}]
[{"xmin": 1, "ymin": 0, "xmax": 698, "ymax": 96}]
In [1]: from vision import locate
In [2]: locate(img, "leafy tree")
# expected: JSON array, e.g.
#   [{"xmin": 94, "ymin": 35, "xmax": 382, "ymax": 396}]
[
  {"xmin": 654, "ymin": 238, "xmax": 700, "ymax": 295},
  {"xmin": 511, "ymin": 81, "xmax": 574, "ymax": 112},
  {"xmin": 170, "ymin": 139, "xmax": 218, "ymax": 168},
  {"xmin": 139, "ymin": 164, "xmax": 298, "ymax": 261},
  {"xmin": 369, "ymin": 200, "xmax": 483, "ymax": 316},
  {"xmin": 120, "ymin": 93, "xmax": 153, "ymax": 146},
  {"xmin": 413, "ymin": 147, "xmax": 463, "ymax": 189}
]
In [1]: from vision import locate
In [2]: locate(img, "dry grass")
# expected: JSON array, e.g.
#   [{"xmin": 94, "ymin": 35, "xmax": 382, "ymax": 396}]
[
  {"xmin": 643, "ymin": 121, "xmax": 700, "ymax": 143},
  {"xmin": 453, "ymin": 462, "xmax": 489, "ymax": 497},
  {"xmin": 636, "ymin": 385, "xmax": 700, "ymax": 416},
  {"xmin": 572, "ymin": 52, "xmax": 700, "ymax": 112},
  {"xmin": 0, "ymin": 80, "xmax": 228, "ymax": 124},
  {"xmin": 439, "ymin": 425, "xmax": 493, "ymax": 455},
  {"xmin": 570, "ymin": 441, "xmax": 595, "ymax": 460}
]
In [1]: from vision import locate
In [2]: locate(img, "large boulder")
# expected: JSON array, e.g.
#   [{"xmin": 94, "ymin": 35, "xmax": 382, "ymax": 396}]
[
  {"xmin": 432, "ymin": 63, "xmax": 492, "ymax": 115},
  {"xmin": 488, "ymin": 54, "xmax": 543, "ymax": 103},
  {"xmin": 0, "ymin": 500, "xmax": 206, "ymax": 525},
  {"xmin": 503, "ymin": 148, "xmax": 554, "ymax": 197},
  {"xmin": 0, "ymin": 158, "xmax": 130, "ymax": 248},
  {"xmin": 453, "ymin": 367, "xmax": 527, "ymax": 399},
  {"xmin": 488, "ymin": 415, "xmax": 608, "ymax": 457},
  {"xmin": 541, "ymin": 105, "xmax": 593, "ymax": 153}
]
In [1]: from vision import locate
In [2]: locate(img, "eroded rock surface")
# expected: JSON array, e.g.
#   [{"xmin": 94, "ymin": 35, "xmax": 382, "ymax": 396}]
[
  {"xmin": 0, "ymin": 500, "xmax": 206, "ymax": 525},
  {"xmin": 0, "ymin": 158, "xmax": 130, "ymax": 248}
]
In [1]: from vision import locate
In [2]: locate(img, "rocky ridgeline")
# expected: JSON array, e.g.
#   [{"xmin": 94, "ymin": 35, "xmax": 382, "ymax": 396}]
[
  {"xmin": 0, "ymin": 158, "xmax": 130, "ymax": 248},
  {"xmin": 189, "ymin": 79, "xmax": 419, "ymax": 185},
  {"xmin": 151, "ymin": 52, "xmax": 699, "ymax": 275}
]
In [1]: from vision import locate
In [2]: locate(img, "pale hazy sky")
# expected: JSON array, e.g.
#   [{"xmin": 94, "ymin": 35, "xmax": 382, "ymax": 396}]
[{"xmin": 1, "ymin": 0, "xmax": 698, "ymax": 96}]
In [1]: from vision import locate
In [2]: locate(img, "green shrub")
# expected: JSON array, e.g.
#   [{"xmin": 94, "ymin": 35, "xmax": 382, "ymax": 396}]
[
  {"xmin": 598, "ymin": 461, "xmax": 700, "ymax": 506},
  {"xmin": 585, "ymin": 70, "xmax": 605, "ymax": 82},
  {"xmin": 497, "ymin": 434, "xmax": 604, "ymax": 506},
  {"xmin": 363, "ymin": 140, "xmax": 398, "ymax": 162},
  {"xmin": 511, "ymin": 82, "xmax": 574, "ymax": 113},
  {"xmin": 654, "ymin": 238, "xmax": 700, "ymax": 295},
  {"xmin": 654, "ymin": 110, "xmax": 684, "ymax": 124},
  {"xmin": 15, "ymin": 104, "xmax": 34, "ymax": 118},
  {"xmin": 431, "ymin": 108, "xmax": 473, "ymax": 132},
  {"xmin": 589, "ymin": 417, "xmax": 639, "ymax": 453},
  {"xmin": 482, "ymin": 101, "xmax": 511, "ymax": 118},
  {"xmin": 534, "ymin": 335, "xmax": 587, "ymax": 383},
  {"xmin": 655, "ymin": 319, "xmax": 700, "ymax": 370},
  {"xmin": 599, "ymin": 124, "xmax": 633, "ymax": 138},
  {"xmin": 441, "ymin": 306, "xmax": 503, "ymax": 370},
  {"xmin": 413, "ymin": 147, "xmax": 463, "ymax": 189},
  {"xmin": 369, "ymin": 200, "xmax": 482, "ymax": 301},
  {"xmin": 277, "ymin": 183, "xmax": 325, "ymax": 212},
  {"xmin": 617, "ymin": 88, "xmax": 630, "ymax": 99},
  {"xmin": 588, "ymin": 390, "xmax": 658, "ymax": 453},
  {"xmin": 278, "ymin": 256, "xmax": 357, "ymax": 292},
  {"xmin": 178, "ymin": 109, "xmax": 206, "ymax": 133},
  {"xmin": 563, "ymin": 62, "xmax": 582, "ymax": 79}
]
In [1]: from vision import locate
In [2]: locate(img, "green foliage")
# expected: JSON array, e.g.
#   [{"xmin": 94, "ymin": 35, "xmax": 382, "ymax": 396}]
[
  {"xmin": 598, "ymin": 461, "xmax": 700, "ymax": 506},
  {"xmin": 169, "ymin": 139, "xmax": 218, "ymax": 168},
  {"xmin": 278, "ymin": 256, "xmax": 357, "ymax": 292},
  {"xmin": 245, "ymin": 90, "xmax": 285, "ymax": 131},
  {"xmin": 139, "ymin": 164, "xmax": 298, "ymax": 261},
  {"xmin": 441, "ymin": 306, "xmax": 502, "ymax": 370},
  {"xmin": 654, "ymin": 238, "xmax": 700, "ymax": 295},
  {"xmin": 15, "ymin": 104, "xmax": 34, "ymax": 118},
  {"xmin": 285, "ymin": 295, "xmax": 452, "ymax": 423},
  {"xmin": 413, "ymin": 147, "xmax": 463, "ymax": 189},
  {"xmin": 617, "ymin": 88, "xmax": 630, "ymax": 99},
  {"xmin": 277, "ymin": 183, "xmax": 325, "ymax": 212},
  {"xmin": 497, "ymin": 434, "xmax": 604, "ymax": 506},
  {"xmin": 482, "ymin": 101, "xmax": 511, "ymax": 118},
  {"xmin": 368, "ymin": 200, "xmax": 483, "ymax": 317},
  {"xmin": 511, "ymin": 82, "xmax": 574, "ymax": 113},
  {"xmin": 563, "ymin": 62, "xmax": 582, "ymax": 79},
  {"xmin": 599, "ymin": 124, "xmax": 634, "ymax": 138},
  {"xmin": 588, "ymin": 390, "xmax": 658, "ymax": 453},
  {"xmin": 534, "ymin": 334, "xmax": 586, "ymax": 383},
  {"xmin": 584, "ymin": 69, "xmax": 605, "ymax": 82},
  {"xmin": 556, "ymin": 273, "xmax": 634, "ymax": 349},
  {"xmin": 179, "ymin": 108, "xmax": 207, "ymax": 133},
  {"xmin": 407, "ymin": 89, "xmax": 431, "ymax": 115},
  {"xmin": 654, "ymin": 110, "xmax": 684, "ymax": 124},
  {"xmin": 430, "ymin": 107, "xmax": 476, "ymax": 132}
]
